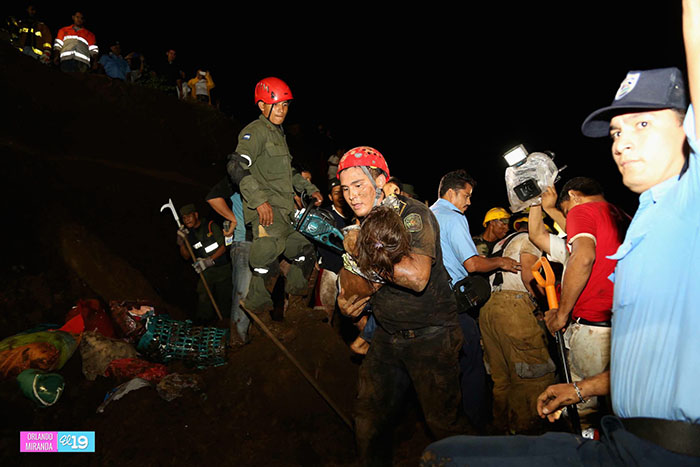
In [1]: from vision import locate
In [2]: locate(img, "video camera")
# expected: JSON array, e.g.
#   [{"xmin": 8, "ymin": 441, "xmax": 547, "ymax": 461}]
[{"xmin": 502, "ymin": 144, "xmax": 563, "ymax": 212}]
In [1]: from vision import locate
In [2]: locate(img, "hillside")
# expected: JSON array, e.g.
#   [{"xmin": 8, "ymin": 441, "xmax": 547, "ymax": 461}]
[{"xmin": 0, "ymin": 41, "xmax": 437, "ymax": 465}]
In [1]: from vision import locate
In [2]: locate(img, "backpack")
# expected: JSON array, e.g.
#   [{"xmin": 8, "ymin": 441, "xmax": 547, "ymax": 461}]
[{"xmin": 489, "ymin": 231, "xmax": 527, "ymax": 287}]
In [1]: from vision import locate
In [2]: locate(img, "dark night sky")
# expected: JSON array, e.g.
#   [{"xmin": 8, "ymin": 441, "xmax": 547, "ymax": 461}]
[{"xmin": 8, "ymin": 2, "xmax": 687, "ymax": 222}]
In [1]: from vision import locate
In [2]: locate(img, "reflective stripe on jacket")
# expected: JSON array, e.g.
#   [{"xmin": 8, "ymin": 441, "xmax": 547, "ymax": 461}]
[{"xmin": 54, "ymin": 25, "xmax": 97, "ymax": 65}]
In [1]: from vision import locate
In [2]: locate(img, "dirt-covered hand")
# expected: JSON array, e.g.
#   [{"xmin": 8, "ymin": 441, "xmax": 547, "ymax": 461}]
[
  {"xmin": 309, "ymin": 191, "xmax": 323, "ymax": 206},
  {"xmin": 499, "ymin": 257, "xmax": 521, "ymax": 273},
  {"xmin": 337, "ymin": 288, "xmax": 370, "ymax": 318},
  {"xmin": 545, "ymin": 307, "xmax": 568, "ymax": 334},
  {"xmin": 176, "ymin": 227, "xmax": 188, "ymax": 246},
  {"xmin": 537, "ymin": 383, "xmax": 578, "ymax": 422},
  {"xmin": 223, "ymin": 219, "xmax": 237, "ymax": 236},
  {"xmin": 256, "ymin": 202, "xmax": 274, "ymax": 227}
]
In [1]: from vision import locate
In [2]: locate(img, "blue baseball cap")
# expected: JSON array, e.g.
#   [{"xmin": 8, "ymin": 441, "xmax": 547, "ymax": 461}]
[{"xmin": 581, "ymin": 67, "xmax": 687, "ymax": 138}]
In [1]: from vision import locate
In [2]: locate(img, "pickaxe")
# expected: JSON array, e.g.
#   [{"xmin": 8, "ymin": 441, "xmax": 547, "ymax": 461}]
[
  {"xmin": 532, "ymin": 256, "xmax": 582, "ymax": 434},
  {"xmin": 160, "ymin": 198, "xmax": 224, "ymax": 321}
]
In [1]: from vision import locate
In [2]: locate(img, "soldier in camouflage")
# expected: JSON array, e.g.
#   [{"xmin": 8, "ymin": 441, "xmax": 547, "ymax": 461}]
[{"xmin": 228, "ymin": 77, "xmax": 322, "ymax": 313}]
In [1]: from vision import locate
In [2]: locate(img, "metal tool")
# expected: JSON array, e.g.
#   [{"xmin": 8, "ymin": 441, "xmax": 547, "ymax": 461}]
[
  {"xmin": 161, "ymin": 198, "xmax": 223, "ymax": 321},
  {"xmin": 242, "ymin": 307, "xmax": 354, "ymax": 431},
  {"xmin": 293, "ymin": 193, "xmax": 344, "ymax": 253},
  {"xmin": 532, "ymin": 256, "xmax": 582, "ymax": 434}
]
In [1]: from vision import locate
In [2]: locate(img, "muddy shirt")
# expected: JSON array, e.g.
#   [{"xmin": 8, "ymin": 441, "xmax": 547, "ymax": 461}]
[
  {"xmin": 235, "ymin": 115, "xmax": 318, "ymax": 224},
  {"xmin": 371, "ymin": 195, "xmax": 460, "ymax": 333}
]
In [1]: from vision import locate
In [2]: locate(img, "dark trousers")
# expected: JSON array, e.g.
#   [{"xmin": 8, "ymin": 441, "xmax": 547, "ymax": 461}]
[
  {"xmin": 458, "ymin": 313, "xmax": 488, "ymax": 430},
  {"xmin": 60, "ymin": 59, "xmax": 88, "ymax": 73},
  {"xmin": 420, "ymin": 415, "xmax": 700, "ymax": 467},
  {"xmin": 355, "ymin": 325, "xmax": 467, "ymax": 466}
]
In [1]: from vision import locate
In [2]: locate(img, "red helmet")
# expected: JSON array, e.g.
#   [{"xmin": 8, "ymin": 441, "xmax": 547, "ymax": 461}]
[
  {"xmin": 254, "ymin": 77, "xmax": 293, "ymax": 105},
  {"xmin": 336, "ymin": 146, "xmax": 390, "ymax": 179}
]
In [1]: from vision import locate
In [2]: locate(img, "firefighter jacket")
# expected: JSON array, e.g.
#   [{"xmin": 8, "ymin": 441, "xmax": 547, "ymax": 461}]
[
  {"xmin": 18, "ymin": 19, "xmax": 52, "ymax": 57},
  {"xmin": 54, "ymin": 25, "xmax": 98, "ymax": 65}
]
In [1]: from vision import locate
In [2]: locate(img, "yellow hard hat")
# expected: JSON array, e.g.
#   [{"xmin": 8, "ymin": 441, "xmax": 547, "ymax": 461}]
[
  {"xmin": 483, "ymin": 207, "xmax": 511, "ymax": 227},
  {"xmin": 513, "ymin": 216, "xmax": 529, "ymax": 230}
]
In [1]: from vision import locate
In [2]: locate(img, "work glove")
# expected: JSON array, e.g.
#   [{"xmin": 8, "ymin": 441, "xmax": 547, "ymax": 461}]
[
  {"xmin": 192, "ymin": 257, "xmax": 215, "ymax": 274},
  {"xmin": 176, "ymin": 227, "xmax": 189, "ymax": 246}
]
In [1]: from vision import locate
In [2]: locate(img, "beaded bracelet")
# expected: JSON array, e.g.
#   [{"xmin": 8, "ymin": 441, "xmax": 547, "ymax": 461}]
[{"xmin": 572, "ymin": 381, "xmax": 587, "ymax": 404}]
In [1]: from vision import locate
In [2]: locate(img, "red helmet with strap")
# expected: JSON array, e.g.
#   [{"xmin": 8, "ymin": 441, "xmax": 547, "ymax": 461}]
[
  {"xmin": 254, "ymin": 77, "xmax": 293, "ymax": 105},
  {"xmin": 337, "ymin": 146, "xmax": 390, "ymax": 210},
  {"xmin": 336, "ymin": 146, "xmax": 390, "ymax": 179}
]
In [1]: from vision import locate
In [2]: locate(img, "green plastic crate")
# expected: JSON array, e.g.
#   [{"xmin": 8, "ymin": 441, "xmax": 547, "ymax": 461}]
[{"xmin": 137, "ymin": 315, "xmax": 228, "ymax": 368}]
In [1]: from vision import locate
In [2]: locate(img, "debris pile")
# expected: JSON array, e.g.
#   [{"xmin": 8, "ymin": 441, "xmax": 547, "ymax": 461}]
[{"xmin": 0, "ymin": 298, "xmax": 227, "ymax": 409}]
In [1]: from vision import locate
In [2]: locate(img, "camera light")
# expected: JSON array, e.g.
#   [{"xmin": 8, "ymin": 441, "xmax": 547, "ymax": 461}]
[{"xmin": 503, "ymin": 144, "xmax": 528, "ymax": 167}]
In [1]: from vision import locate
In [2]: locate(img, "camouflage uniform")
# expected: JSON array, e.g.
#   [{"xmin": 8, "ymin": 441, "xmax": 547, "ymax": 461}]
[
  {"xmin": 471, "ymin": 234, "xmax": 498, "ymax": 256},
  {"xmin": 235, "ymin": 115, "xmax": 319, "ymax": 312}
]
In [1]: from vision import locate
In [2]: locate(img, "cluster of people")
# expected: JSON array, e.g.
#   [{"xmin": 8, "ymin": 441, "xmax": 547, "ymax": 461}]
[
  {"xmin": 417, "ymin": 2, "xmax": 700, "ymax": 465},
  {"xmin": 6, "ymin": 7, "xmax": 216, "ymax": 103},
  {"xmin": 153, "ymin": 48, "xmax": 216, "ymax": 104},
  {"xmin": 173, "ymin": 3, "xmax": 699, "ymax": 466}
]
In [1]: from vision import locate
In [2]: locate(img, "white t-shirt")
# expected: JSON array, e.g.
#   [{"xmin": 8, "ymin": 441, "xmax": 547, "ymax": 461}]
[{"xmin": 547, "ymin": 233, "xmax": 569, "ymax": 266}]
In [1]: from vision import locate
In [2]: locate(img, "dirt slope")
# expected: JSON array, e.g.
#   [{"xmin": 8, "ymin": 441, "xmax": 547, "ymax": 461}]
[{"xmin": 0, "ymin": 41, "xmax": 431, "ymax": 465}]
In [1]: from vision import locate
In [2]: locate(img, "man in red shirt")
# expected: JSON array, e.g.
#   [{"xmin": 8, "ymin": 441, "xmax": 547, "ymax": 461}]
[{"xmin": 545, "ymin": 177, "xmax": 629, "ymax": 411}]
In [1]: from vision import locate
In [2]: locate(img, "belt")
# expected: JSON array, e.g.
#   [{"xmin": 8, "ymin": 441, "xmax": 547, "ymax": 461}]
[
  {"xmin": 575, "ymin": 317, "xmax": 611, "ymax": 327},
  {"xmin": 394, "ymin": 325, "xmax": 446, "ymax": 339},
  {"xmin": 622, "ymin": 417, "xmax": 700, "ymax": 457}
]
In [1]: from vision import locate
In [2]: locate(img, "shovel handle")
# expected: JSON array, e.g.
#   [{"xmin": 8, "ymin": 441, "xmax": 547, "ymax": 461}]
[
  {"xmin": 532, "ymin": 257, "xmax": 582, "ymax": 434},
  {"xmin": 532, "ymin": 256, "xmax": 558, "ymax": 310},
  {"xmin": 183, "ymin": 237, "xmax": 224, "ymax": 321}
]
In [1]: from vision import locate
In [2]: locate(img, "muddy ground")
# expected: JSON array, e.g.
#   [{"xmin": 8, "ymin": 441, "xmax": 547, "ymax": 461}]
[{"xmin": 0, "ymin": 41, "xmax": 439, "ymax": 465}]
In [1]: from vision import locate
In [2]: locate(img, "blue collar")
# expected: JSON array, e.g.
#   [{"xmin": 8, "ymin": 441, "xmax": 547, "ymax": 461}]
[
  {"xmin": 639, "ymin": 172, "xmax": 680, "ymax": 208},
  {"xmin": 435, "ymin": 197, "xmax": 462, "ymax": 214}
]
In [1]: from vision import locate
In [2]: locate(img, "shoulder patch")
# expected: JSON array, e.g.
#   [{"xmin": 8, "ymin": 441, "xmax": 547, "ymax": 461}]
[
  {"xmin": 242, "ymin": 133, "xmax": 251, "ymax": 140},
  {"xmin": 403, "ymin": 213, "xmax": 423, "ymax": 232}
]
